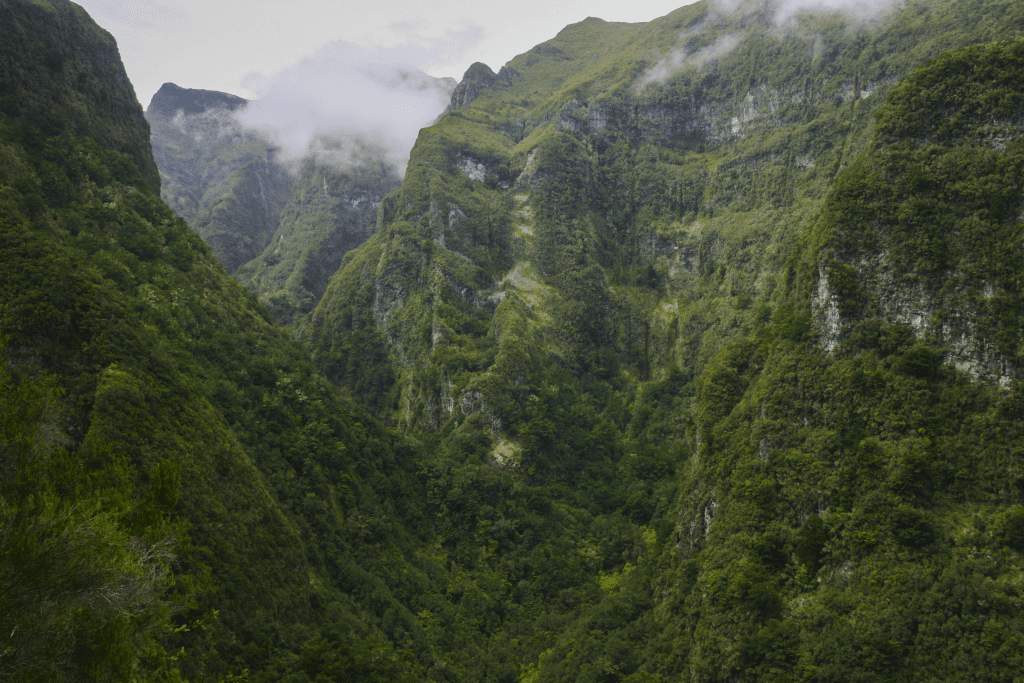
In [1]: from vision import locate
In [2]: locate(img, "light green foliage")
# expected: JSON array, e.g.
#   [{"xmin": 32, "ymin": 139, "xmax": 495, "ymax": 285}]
[
  {"xmin": 302, "ymin": 0, "xmax": 1024, "ymax": 680},
  {"xmin": 0, "ymin": 353, "xmax": 185, "ymax": 681}
]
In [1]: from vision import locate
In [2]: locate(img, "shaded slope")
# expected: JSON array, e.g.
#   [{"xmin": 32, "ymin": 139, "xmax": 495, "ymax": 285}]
[
  {"xmin": 146, "ymin": 73, "xmax": 453, "ymax": 327},
  {"xmin": 0, "ymin": 2, "xmax": 439, "ymax": 679}
]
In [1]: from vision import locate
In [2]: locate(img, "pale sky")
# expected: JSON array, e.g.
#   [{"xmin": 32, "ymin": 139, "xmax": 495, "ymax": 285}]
[{"xmin": 75, "ymin": 0, "xmax": 702, "ymax": 108}]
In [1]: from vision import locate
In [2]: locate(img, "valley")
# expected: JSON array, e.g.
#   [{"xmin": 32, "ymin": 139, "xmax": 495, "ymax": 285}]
[{"xmin": 2, "ymin": 0, "xmax": 1024, "ymax": 681}]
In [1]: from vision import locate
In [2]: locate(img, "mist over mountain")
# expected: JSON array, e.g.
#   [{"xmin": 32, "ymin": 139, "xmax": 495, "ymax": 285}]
[
  {"xmin": 238, "ymin": 41, "xmax": 457, "ymax": 173},
  {"xmin": 146, "ymin": 56, "xmax": 455, "ymax": 325},
  {"xmin": 713, "ymin": 0, "xmax": 905, "ymax": 23},
  {"xmin": 4, "ymin": 0, "xmax": 1024, "ymax": 681}
]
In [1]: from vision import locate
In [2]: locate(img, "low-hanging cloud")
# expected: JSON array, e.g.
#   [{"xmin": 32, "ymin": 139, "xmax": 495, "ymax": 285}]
[
  {"xmin": 637, "ymin": 0, "xmax": 903, "ymax": 88},
  {"xmin": 236, "ymin": 37, "xmax": 468, "ymax": 174},
  {"xmin": 637, "ymin": 32, "xmax": 744, "ymax": 87},
  {"xmin": 713, "ymin": 0, "xmax": 904, "ymax": 25}
]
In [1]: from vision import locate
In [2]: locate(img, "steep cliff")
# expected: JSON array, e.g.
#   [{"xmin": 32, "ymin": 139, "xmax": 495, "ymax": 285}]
[
  {"xmin": 301, "ymin": 0, "xmax": 1024, "ymax": 680},
  {"xmin": 0, "ymin": 2, "xmax": 433, "ymax": 680},
  {"xmin": 233, "ymin": 142, "xmax": 402, "ymax": 324},
  {"xmin": 306, "ymin": 0, "xmax": 1024, "ymax": 431},
  {"xmin": 146, "ymin": 84, "xmax": 433, "ymax": 325},
  {"xmin": 7, "ymin": 0, "xmax": 1024, "ymax": 680},
  {"xmin": 146, "ymin": 83, "xmax": 292, "ymax": 273}
]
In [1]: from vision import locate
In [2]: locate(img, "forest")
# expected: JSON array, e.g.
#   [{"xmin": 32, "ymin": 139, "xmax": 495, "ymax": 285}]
[{"xmin": 1, "ymin": 0, "xmax": 1024, "ymax": 681}]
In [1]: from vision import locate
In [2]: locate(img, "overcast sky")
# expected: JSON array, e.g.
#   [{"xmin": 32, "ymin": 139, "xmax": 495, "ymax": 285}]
[{"xmin": 75, "ymin": 0, "xmax": 701, "ymax": 108}]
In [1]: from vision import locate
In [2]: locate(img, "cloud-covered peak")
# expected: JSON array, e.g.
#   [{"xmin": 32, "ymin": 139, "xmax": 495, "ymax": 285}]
[{"xmin": 237, "ymin": 41, "xmax": 456, "ymax": 174}]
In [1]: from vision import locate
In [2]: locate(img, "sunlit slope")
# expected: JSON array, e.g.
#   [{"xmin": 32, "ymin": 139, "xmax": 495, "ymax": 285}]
[
  {"xmin": 627, "ymin": 38, "xmax": 1024, "ymax": 682},
  {"xmin": 305, "ymin": 0, "xmax": 1024, "ymax": 432}
]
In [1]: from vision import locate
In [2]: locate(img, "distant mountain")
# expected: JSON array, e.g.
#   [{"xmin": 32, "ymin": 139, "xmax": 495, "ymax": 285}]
[
  {"xmin": 146, "ymin": 83, "xmax": 290, "ymax": 273},
  {"xmin": 147, "ymin": 81, "xmax": 247, "ymax": 117},
  {"xmin": 146, "ymin": 73, "xmax": 454, "ymax": 326}
]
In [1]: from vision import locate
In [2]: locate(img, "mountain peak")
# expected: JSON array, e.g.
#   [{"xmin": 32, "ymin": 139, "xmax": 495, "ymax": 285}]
[{"xmin": 147, "ymin": 82, "xmax": 247, "ymax": 118}]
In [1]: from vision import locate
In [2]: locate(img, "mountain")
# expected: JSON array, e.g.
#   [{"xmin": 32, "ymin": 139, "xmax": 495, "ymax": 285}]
[
  {"xmin": 232, "ymin": 139, "xmax": 403, "ymax": 324},
  {"xmin": 0, "ymin": 2, "xmax": 441, "ymax": 680},
  {"xmin": 300, "ymin": 0, "xmax": 1024, "ymax": 679},
  {"xmin": 4, "ymin": 0, "xmax": 1024, "ymax": 681},
  {"xmin": 146, "ymin": 74, "xmax": 454, "ymax": 326},
  {"xmin": 145, "ymin": 83, "xmax": 291, "ymax": 275}
]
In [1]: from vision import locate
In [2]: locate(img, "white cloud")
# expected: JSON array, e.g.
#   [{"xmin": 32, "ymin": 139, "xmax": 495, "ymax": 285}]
[
  {"xmin": 712, "ymin": 0, "xmax": 904, "ymax": 24},
  {"xmin": 638, "ymin": 32, "xmax": 745, "ymax": 87},
  {"xmin": 637, "ymin": 0, "xmax": 902, "ymax": 87},
  {"xmin": 74, "ymin": 0, "xmax": 701, "ymax": 108},
  {"xmin": 236, "ymin": 41, "xmax": 456, "ymax": 173}
]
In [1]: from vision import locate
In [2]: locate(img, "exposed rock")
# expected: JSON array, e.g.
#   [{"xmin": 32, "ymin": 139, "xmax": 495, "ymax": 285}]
[
  {"xmin": 146, "ymin": 82, "xmax": 247, "ymax": 118},
  {"xmin": 458, "ymin": 156, "xmax": 487, "ymax": 182},
  {"xmin": 449, "ymin": 62, "xmax": 498, "ymax": 110},
  {"xmin": 448, "ymin": 62, "xmax": 521, "ymax": 111}
]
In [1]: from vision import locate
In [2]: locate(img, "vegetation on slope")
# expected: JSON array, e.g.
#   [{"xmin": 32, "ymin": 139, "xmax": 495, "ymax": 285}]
[
  {"xmin": 5, "ymin": 0, "xmax": 1024, "ymax": 681},
  {"xmin": 521, "ymin": 36, "xmax": 1024, "ymax": 683},
  {"xmin": 300, "ymin": 0, "xmax": 1024, "ymax": 680},
  {"xmin": 1, "ymin": 2, "xmax": 449, "ymax": 680}
]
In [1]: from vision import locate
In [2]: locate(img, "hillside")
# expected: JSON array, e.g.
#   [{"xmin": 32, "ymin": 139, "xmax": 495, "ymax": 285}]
[
  {"xmin": 146, "ymin": 75, "xmax": 453, "ymax": 326},
  {"xmin": 3, "ymin": 0, "xmax": 1024, "ymax": 681},
  {"xmin": 1, "ymin": 1, "xmax": 444, "ymax": 680},
  {"xmin": 301, "ymin": 0, "xmax": 1024, "ymax": 679}
]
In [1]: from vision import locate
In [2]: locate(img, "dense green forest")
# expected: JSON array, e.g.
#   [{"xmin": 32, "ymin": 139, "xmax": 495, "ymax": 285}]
[{"xmin": 2, "ymin": 0, "xmax": 1024, "ymax": 681}]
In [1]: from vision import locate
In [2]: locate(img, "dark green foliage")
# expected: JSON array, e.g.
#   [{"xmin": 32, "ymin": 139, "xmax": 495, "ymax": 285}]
[
  {"xmin": 0, "ymin": 352, "xmax": 185, "ymax": 682},
  {"xmin": 0, "ymin": 0, "xmax": 160, "ymax": 193},
  {"xmin": 10, "ymin": 0, "xmax": 1024, "ymax": 680}
]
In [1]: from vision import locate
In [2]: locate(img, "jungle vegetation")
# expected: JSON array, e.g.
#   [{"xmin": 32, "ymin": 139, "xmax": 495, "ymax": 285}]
[{"xmin": 2, "ymin": 0, "xmax": 1024, "ymax": 681}]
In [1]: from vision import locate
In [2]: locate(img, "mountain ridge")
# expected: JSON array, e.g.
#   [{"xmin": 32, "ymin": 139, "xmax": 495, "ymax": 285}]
[
  {"xmin": 4, "ymin": 0, "xmax": 1024, "ymax": 680},
  {"xmin": 147, "ymin": 82, "xmax": 248, "ymax": 118}
]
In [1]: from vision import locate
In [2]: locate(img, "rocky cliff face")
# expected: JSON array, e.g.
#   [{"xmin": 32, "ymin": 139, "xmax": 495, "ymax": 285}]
[
  {"xmin": 300, "ymin": 8, "xmax": 1024, "ymax": 677},
  {"xmin": 146, "ymin": 76, "xmax": 454, "ymax": 324},
  {"xmin": 234, "ymin": 146, "xmax": 401, "ymax": 324},
  {"xmin": 146, "ymin": 83, "xmax": 292, "ymax": 273},
  {"xmin": 804, "ymin": 38, "xmax": 1024, "ymax": 387},
  {"xmin": 307, "ymin": 0, "xmax": 1024, "ymax": 438}
]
